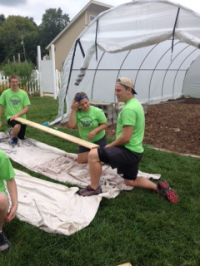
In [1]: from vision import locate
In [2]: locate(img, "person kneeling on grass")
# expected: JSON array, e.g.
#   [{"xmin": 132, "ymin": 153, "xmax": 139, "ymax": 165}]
[
  {"xmin": 0, "ymin": 75, "xmax": 31, "ymax": 146},
  {"xmin": 77, "ymin": 78, "xmax": 178, "ymax": 203},
  {"xmin": 68, "ymin": 92, "xmax": 107, "ymax": 164},
  {"xmin": 0, "ymin": 149, "xmax": 18, "ymax": 253}
]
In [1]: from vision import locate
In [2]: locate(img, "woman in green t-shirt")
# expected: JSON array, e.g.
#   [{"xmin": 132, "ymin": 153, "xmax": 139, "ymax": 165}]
[{"xmin": 68, "ymin": 92, "xmax": 107, "ymax": 164}]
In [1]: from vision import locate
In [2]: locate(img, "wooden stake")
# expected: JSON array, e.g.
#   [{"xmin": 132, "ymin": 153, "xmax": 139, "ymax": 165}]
[{"xmin": 15, "ymin": 118, "xmax": 99, "ymax": 150}]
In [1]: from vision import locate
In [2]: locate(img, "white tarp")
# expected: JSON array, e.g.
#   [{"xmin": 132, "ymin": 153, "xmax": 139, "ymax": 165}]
[
  {"xmin": 0, "ymin": 132, "xmax": 160, "ymax": 198},
  {"xmin": 54, "ymin": 0, "xmax": 200, "ymax": 124},
  {"xmin": 0, "ymin": 132, "xmax": 160, "ymax": 235},
  {"xmin": 15, "ymin": 169, "xmax": 101, "ymax": 236}
]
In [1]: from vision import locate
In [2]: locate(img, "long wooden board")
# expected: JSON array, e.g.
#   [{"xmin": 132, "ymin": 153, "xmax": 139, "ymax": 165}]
[{"xmin": 15, "ymin": 118, "xmax": 99, "ymax": 150}]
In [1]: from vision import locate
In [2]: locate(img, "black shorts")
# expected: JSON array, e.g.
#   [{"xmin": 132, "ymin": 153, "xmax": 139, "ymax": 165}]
[
  {"xmin": 98, "ymin": 146, "xmax": 143, "ymax": 180},
  {"xmin": 7, "ymin": 119, "xmax": 27, "ymax": 140},
  {"xmin": 78, "ymin": 135, "xmax": 107, "ymax": 154}
]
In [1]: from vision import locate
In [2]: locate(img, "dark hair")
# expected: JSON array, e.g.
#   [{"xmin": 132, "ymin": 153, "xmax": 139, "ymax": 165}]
[
  {"xmin": 74, "ymin": 92, "xmax": 89, "ymax": 102},
  {"xmin": 9, "ymin": 75, "xmax": 19, "ymax": 83}
]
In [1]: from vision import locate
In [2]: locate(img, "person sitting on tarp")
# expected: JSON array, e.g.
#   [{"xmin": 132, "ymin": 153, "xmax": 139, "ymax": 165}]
[
  {"xmin": 0, "ymin": 75, "xmax": 31, "ymax": 146},
  {"xmin": 68, "ymin": 92, "xmax": 107, "ymax": 164},
  {"xmin": 0, "ymin": 149, "xmax": 18, "ymax": 253},
  {"xmin": 77, "ymin": 78, "xmax": 178, "ymax": 204}
]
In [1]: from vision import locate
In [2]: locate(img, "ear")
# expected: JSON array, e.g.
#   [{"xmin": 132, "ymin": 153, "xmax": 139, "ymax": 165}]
[{"xmin": 127, "ymin": 88, "xmax": 132, "ymax": 94}]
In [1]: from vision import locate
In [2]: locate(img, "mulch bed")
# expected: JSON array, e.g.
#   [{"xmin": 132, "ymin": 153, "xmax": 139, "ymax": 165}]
[
  {"xmin": 105, "ymin": 98, "xmax": 200, "ymax": 157},
  {"xmin": 61, "ymin": 98, "xmax": 200, "ymax": 157}
]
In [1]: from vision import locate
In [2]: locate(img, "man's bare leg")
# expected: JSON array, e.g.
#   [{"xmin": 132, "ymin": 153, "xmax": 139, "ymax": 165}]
[
  {"xmin": 88, "ymin": 149, "xmax": 102, "ymax": 190},
  {"xmin": 77, "ymin": 152, "xmax": 89, "ymax": 164},
  {"xmin": 11, "ymin": 124, "xmax": 20, "ymax": 138},
  {"xmin": 0, "ymin": 194, "xmax": 9, "ymax": 230},
  {"xmin": 124, "ymin": 177, "xmax": 157, "ymax": 191}
]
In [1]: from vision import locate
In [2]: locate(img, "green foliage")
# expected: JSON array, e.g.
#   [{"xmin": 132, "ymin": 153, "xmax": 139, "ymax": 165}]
[
  {"xmin": 0, "ymin": 15, "xmax": 39, "ymax": 64},
  {"xmin": 0, "ymin": 8, "xmax": 70, "ymax": 64},
  {"xmin": 39, "ymin": 8, "xmax": 70, "ymax": 52},
  {"xmin": 2, "ymin": 61, "xmax": 35, "ymax": 90},
  {"xmin": 0, "ymin": 97, "xmax": 199, "ymax": 265},
  {"xmin": 0, "ymin": 14, "xmax": 5, "ymax": 25}
]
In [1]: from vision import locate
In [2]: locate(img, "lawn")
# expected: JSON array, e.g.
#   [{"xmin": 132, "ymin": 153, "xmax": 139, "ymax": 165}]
[{"xmin": 0, "ymin": 97, "xmax": 200, "ymax": 266}]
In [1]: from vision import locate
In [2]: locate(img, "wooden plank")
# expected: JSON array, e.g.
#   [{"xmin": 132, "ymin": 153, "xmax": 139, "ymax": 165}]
[
  {"xmin": 117, "ymin": 263, "xmax": 132, "ymax": 266},
  {"xmin": 15, "ymin": 118, "xmax": 99, "ymax": 150}
]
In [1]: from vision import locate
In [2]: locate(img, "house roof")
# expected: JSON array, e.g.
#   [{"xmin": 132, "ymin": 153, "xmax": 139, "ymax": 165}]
[{"xmin": 46, "ymin": 0, "xmax": 112, "ymax": 50}]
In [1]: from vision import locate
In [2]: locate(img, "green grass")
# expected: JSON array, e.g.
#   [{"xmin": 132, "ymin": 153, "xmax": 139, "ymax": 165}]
[{"xmin": 0, "ymin": 97, "xmax": 200, "ymax": 266}]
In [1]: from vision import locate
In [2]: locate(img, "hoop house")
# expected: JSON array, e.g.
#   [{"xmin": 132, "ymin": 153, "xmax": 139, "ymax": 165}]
[{"xmin": 54, "ymin": 0, "xmax": 200, "ymax": 123}]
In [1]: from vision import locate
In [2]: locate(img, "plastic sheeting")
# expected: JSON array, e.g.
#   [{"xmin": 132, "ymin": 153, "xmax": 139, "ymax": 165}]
[
  {"xmin": 53, "ymin": 0, "xmax": 200, "ymax": 124},
  {"xmin": 183, "ymin": 55, "xmax": 200, "ymax": 98}
]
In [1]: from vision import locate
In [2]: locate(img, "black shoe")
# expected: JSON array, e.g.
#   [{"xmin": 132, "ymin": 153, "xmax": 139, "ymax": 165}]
[
  {"xmin": 10, "ymin": 137, "xmax": 18, "ymax": 146},
  {"xmin": 0, "ymin": 231, "xmax": 11, "ymax": 252},
  {"xmin": 77, "ymin": 185, "xmax": 102, "ymax": 197}
]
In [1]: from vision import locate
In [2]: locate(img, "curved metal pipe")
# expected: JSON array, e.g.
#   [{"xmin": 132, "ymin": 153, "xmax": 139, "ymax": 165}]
[{"xmin": 172, "ymin": 49, "xmax": 198, "ymax": 96}]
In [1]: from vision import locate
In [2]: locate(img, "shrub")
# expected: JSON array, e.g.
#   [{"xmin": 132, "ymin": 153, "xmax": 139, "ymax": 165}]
[{"xmin": 2, "ymin": 61, "xmax": 35, "ymax": 93}]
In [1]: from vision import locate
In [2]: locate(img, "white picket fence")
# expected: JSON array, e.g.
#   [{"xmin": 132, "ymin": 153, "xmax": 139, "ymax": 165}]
[{"xmin": 0, "ymin": 70, "xmax": 62, "ymax": 96}]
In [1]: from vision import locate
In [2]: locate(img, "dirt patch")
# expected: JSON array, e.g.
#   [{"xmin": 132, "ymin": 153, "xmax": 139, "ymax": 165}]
[
  {"xmin": 105, "ymin": 98, "xmax": 200, "ymax": 156},
  {"xmin": 60, "ymin": 98, "xmax": 200, "ymax": 157}
]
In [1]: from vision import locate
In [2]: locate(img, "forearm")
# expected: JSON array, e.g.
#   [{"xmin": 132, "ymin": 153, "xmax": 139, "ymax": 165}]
[
  {"xmin": 108, "ymin": 135, "xmax": 130, "ymax": 147},
  {"xmin": 108, "ymin": 126, "xmax": 133, "ymax": 147},
  {"xmin": 0, "ymin": 105, "xmax": 2, "ymax": 120},
  {"xmin": 93, "ymin": 123, "xmax": 107, "ymax": 134},
  {"xmin": 14, "ymin": 106, "xmax": 29, "ymax": 118},
  {"xmin": 7, "ymin": 178, "xmax": 18, "ymax": 208},
  {"xmin": 68, "ymin": 110, "xmax": 77, "ymax": 128}
]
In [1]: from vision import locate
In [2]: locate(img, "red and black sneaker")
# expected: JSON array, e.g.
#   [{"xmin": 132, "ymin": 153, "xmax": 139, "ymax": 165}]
[
  {"xmin": 157, "ymin": 180, "xmax": 178, "ymax": 204},
  {"xmin": 77, "ymin": 185, "xmax": 102, "ymax": 197}
]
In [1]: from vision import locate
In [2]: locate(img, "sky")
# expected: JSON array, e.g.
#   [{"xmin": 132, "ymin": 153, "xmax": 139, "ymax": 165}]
[{"xmin": 0, "ymin": 0, "xmax": 200, "ymax": 25}]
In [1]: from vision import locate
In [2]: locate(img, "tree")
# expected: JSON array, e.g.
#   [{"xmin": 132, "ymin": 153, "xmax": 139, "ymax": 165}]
[
  {"xmin": 39, "ymin": 8, "xmax": 70, "ymax": 52},
  {"xmin": 0, "ymin": 14, "xmax": 6, "ymax": 64},
  {"xmin": 0, "ymin": 14, "xmax": 5, "ymax": 25},
  {"xmin": 0, "ymin": 16, "xmax": 39, "ymax": 64}
]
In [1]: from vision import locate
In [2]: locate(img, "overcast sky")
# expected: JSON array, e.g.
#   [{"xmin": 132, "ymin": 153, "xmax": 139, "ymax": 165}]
[{"xmin": 0, "ymin": 0, "xmax": 199, "ymax": 25}]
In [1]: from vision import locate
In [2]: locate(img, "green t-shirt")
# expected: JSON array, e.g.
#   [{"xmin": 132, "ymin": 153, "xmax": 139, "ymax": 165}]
[
  {"xmin": 0, "ymin": 89, "xmax": 31, "ymax": 120},
  {"xmin": 116, "ymin": 98, "xmax": 145, "ymax": 153},
  {"xmin": 75, "ymin": 106, "xmax": 106, "ymax": 142},
  {"xmin": 0, "ymin": 150, "xmax": 15, "ymax": 193}
]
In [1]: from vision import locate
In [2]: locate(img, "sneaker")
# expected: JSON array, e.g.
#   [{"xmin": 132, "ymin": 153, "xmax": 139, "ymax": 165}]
[
  {"xmin": 157, "ymin": 180, "xmax": 178, "ymax": 204},
  {"xmin": 77, "ymin": 185, "xmax": 102, "ymax": 197},
  {"xmin": 0, "ymin": 231, "xmax": 11, "ymax": 253},
  {"xmin": 10, "ymin": 137, "xmax": 18, "ymax": 145}
]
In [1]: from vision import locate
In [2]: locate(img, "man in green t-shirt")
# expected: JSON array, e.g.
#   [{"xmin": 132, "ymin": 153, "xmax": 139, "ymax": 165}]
[
  {"xmin": 0, "ymin": 75, "xmax": 31, "ymax": 145},
  {"xmin": 78, "ymin": 78, "xmax": 178, "ymax": 203},
  {"xmin": 0, "ymin": 150, "xmax": 18, "ymax": 252}
]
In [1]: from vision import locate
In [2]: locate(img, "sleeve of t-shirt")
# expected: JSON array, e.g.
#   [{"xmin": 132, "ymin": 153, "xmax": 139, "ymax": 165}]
[
  {"xmin": 0, "ymin": 153, "xmax": 15, "ymax": 181},
  {"xmin": 0, "ymin": 91, "xmax": 5, "ymax": 106},
  {"xmin": 96, "ymin": 108, "xmax": 107, "ymax": 124},
  {"xmin": 23, "ymin": 93, "xmax": 31, "ymax": 106},
  {"xmin": 121, "ymin": 108, "xmax": 136, "ymax": 127}
]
